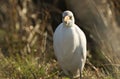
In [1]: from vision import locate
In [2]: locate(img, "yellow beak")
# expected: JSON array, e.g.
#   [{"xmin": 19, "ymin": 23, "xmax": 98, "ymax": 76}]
[{"xmin": 64, "ymin": 16, "xmax": 70, "ymax": 23}]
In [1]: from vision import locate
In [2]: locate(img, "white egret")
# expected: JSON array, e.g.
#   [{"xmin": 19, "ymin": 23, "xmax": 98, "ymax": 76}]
[{"xmin": 53, "ymin": 10, "xmax": 87, "ymax": 79}]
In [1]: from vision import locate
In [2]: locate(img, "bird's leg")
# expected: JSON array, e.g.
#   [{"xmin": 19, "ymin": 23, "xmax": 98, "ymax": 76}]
[
  {"xmin": 62, "ymin": 69, "xmax": 73, "ymax": 79},
  {"xmin": 80, "ymin": 69, "xmax": 82, "ymax": 79},
  {"xmin": 73, "ymin": 69, "xmax": 80, "ymax": 79},
  {"xmin": 62, "ymin": 69, "xmax": 69, "ymax": 76},
  {"xmin": 69, "ymin": 75, "xmax": 73, "ymax": 79},
  {"xmin": 69, "ymin": 72, "xmax": 74, "ymax": 79}
]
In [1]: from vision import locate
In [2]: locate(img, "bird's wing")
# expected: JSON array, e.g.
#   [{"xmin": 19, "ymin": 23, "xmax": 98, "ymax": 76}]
[
  {"xmin": 75, "ymin": 25, "xmax": 87, "ymax": 61},
  {"xmin": 53, "ymin": 23, "xmax": 64, "ymax": 60},
  {"xmin": 53, "ymin": 23, "xmax": 77, "ymax": 62}
]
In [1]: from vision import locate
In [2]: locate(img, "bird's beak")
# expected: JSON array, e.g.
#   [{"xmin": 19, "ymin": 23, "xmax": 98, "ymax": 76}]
[{"xmin": 64, "ymin": 16, "xmax": 70, "ymax": 23}]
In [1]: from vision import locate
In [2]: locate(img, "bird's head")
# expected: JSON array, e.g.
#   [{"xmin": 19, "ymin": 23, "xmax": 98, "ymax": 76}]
[{"xmin": 62, "ymin": 10, "xmax": 75, "ymax": 27}]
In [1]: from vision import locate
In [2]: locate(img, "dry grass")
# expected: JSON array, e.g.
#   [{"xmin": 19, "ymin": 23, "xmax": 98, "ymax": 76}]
[
  {"xmin": 0, "ymin": 50, "xmax": 117, "ymax": 79},
  {"xmin": 0, "ymin": 0, "xmax": 120, "ymax": 79}
]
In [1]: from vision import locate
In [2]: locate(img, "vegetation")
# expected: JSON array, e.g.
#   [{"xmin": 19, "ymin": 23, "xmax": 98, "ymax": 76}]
[
  {"xmin": 0, "ymin": 52, "xmax": 116, "ymax": 79},
  {"xmin": 0, "ymin": 0, "xmax": 120, "ymax": 79}
]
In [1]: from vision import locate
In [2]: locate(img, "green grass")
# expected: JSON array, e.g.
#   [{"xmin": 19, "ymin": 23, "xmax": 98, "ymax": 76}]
[
  {"xmin": 0, "ymin": 53, "xmax": 116, "ymax": 79},
  {"xmin": 0, "ymin": 54, "xmax": 48, "ymax": 79}
]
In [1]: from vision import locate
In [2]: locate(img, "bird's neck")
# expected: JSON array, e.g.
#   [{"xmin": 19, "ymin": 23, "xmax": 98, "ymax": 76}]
[{"xmin": 63, "ymin": 23, "xmax": 74, "ymax": 28}]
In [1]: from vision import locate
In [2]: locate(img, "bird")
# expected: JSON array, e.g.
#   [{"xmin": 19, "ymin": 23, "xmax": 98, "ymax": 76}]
[{"xmin": 53, "ymin": 10, "xmax": 87, "ymax": 79}]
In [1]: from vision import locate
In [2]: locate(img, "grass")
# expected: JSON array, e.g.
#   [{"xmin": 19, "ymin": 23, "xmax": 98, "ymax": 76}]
[
  {"xmin": 0, "ymin": 29, "xmax": 117, "ymax": 79},
  {"xmin": 0, "ymin": 54, "xmax": 48, "ymax": 79},
  {"xmin": 0, "ymin": 28, "xmax": 117, "ymax": 79},
  {"xmin": 0, "ymin": 52, "xmax": 116, "ymax": 79}
]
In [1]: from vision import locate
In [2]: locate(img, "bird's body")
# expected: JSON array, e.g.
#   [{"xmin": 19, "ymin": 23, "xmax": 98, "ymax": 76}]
[{"xmin": 53, "ymin": 11, "xmax": 87, "ymax": 78}]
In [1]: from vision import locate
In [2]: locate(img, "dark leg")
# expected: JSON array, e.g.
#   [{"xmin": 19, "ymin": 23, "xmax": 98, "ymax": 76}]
[{"xmin": 80, "ymin": 70, "xmax": 82, "ymax": 79}]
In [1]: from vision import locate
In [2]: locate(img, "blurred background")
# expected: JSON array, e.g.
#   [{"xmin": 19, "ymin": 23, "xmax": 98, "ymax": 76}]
[{"xmin": 0, "ymin": 0, "xmax": 120, "ymax": 79}]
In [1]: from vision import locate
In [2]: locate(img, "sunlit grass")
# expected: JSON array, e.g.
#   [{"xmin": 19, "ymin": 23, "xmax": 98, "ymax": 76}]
[
  {"xmin": 0, "ymin": 32, "xmax": 118, "ymax": 79},
  {"xmin": 0, "ymin": 53, "xmax": 117, "ymax": 79},
  {"xmin": 0, "ymin": 54, "xmax": 48, "ymax": 79}
]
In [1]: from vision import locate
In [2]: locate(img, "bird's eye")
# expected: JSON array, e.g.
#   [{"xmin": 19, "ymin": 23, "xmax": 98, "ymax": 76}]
[{"xmin": 69, "ymin": 16, "xmax": 72, "ymax": 19}]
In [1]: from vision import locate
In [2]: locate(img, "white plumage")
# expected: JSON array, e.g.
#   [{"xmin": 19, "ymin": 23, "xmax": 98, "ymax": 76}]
[{"xmin": 53, "ymin": 10, "xmax": 87, "ymax": 79}]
